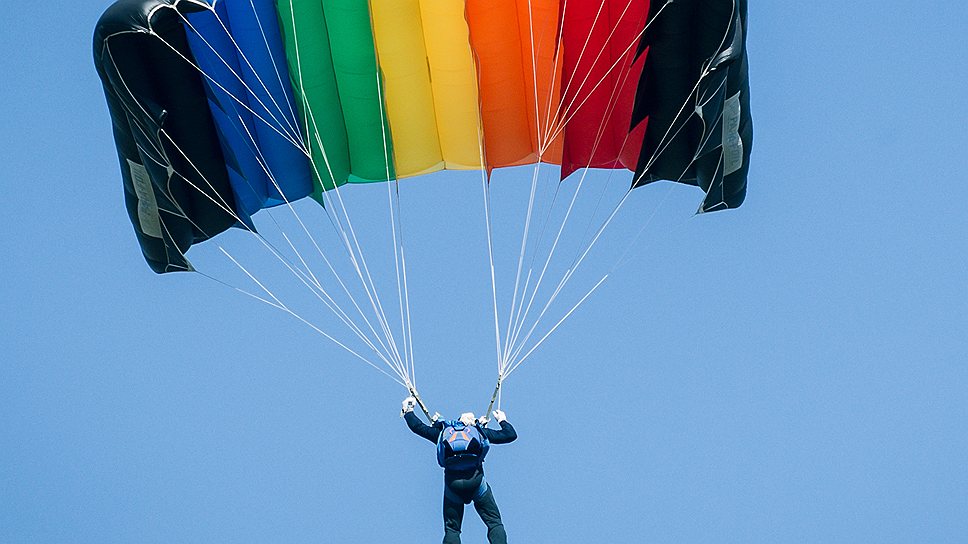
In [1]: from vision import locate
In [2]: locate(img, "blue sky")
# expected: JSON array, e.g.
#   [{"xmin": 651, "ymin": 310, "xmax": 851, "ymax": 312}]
[{"xmin": 2, "ymin": 2, "xmax": 967, "ymax": 543}]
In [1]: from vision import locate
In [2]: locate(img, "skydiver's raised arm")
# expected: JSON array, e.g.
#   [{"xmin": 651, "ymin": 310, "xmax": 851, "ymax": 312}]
[
  {"xmin": 404, "ymin": 410, "xmax": 442, "ymax": 443},
  {"xmin": 481, "ymin": 410, "xmax": 517, "ymax": 444}
]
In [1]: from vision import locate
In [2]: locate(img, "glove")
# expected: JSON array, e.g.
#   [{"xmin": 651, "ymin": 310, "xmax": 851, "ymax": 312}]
[
  {"xmin": 401, "ymin": 396, "xmax": 417, "ymax": 415},
  {"xmin": 492, "ymin": 410, "xmax": 507, "ymax": 423},
  {"xmin": 476, "ymin": 415, "xmax": 490, "ymax": 426}
]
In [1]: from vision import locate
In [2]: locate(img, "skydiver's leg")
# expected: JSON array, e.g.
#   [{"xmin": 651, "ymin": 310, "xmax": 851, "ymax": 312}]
[
  {"xmin": 443, "ymin": 493, "xmax": 464, "ymax": 544},
  {"xmin": 473, "ymin": 486, "xmax": 507, "ymax": 544}
]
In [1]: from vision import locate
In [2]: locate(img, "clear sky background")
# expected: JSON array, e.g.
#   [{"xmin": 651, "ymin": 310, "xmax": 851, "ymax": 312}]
[{"xmin": 2, "ymin": 2, "xmax": 967, "ymax": 543}]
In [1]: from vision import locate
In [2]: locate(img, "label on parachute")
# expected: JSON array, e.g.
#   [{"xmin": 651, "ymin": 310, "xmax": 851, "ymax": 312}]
[
  {"xmin": 723, "ymin": 91, "xmax": 744, "ymax": 176},
  {"xmin": 127, "ymin": 159, "xmax": 163, "ymax": 239}
]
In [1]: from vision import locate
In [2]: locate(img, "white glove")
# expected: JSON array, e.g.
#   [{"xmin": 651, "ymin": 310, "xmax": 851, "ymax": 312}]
[
  {"xmin": 492, "ymin": 410, "xmax": 507, "ymax": 423},
  {"xmin": 401, "ymin": 396, "xmax": 417, "ymax": 414},
  {"xmin": 476, "ymin": 415, "xmax": 490, "ymax": 426}
]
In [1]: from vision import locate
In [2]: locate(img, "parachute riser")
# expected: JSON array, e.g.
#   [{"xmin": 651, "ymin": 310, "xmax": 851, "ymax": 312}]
[
  {"xmin": 409, "ymin": 386, "xmax": 435, "ymax": 422},
  {"xmin": 483, "ymin": 377, "xmax": 503, "ymax": 420}
]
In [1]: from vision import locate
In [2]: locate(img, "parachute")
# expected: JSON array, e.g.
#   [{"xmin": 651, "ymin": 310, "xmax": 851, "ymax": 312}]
[{"xmin": 94, "ymin": 0, "xmax": 752, "ymax": 399}]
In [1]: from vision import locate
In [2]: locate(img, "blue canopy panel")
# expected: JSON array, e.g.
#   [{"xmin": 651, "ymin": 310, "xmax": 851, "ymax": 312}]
[
  {"xmin": 184, "ymin": 0, "xmax": 313, "ymax": 223},
  {"xmin": 219, "ymin": 0, "xmax": 313, "ymax": 207}
]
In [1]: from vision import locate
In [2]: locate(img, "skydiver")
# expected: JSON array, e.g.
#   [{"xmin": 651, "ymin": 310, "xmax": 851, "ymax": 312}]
[{"xmin": 402, "ymin": 396, "xmax": 517, "ymax": 544}]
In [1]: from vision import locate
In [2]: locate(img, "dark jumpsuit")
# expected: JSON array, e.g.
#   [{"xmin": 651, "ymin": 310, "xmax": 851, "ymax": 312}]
[{"xmin": 405, "ymin": 411, "xmax": 517, "ymax": 544}]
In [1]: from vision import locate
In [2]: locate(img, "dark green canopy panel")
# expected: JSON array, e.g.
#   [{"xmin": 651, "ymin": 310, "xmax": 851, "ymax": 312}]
[
  {"xmin": 632, "ymin": 0, "xmax": 752, "ymax": 212},
  {"xmin": 94, "ymin": 0, "xmax": 238, "ymax": 273}
]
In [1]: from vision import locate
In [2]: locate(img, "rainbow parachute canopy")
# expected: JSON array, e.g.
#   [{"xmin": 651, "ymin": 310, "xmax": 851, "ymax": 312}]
[{"xmin": 94, "ymin": 0, "xmax": 752, "ymax": 274}]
